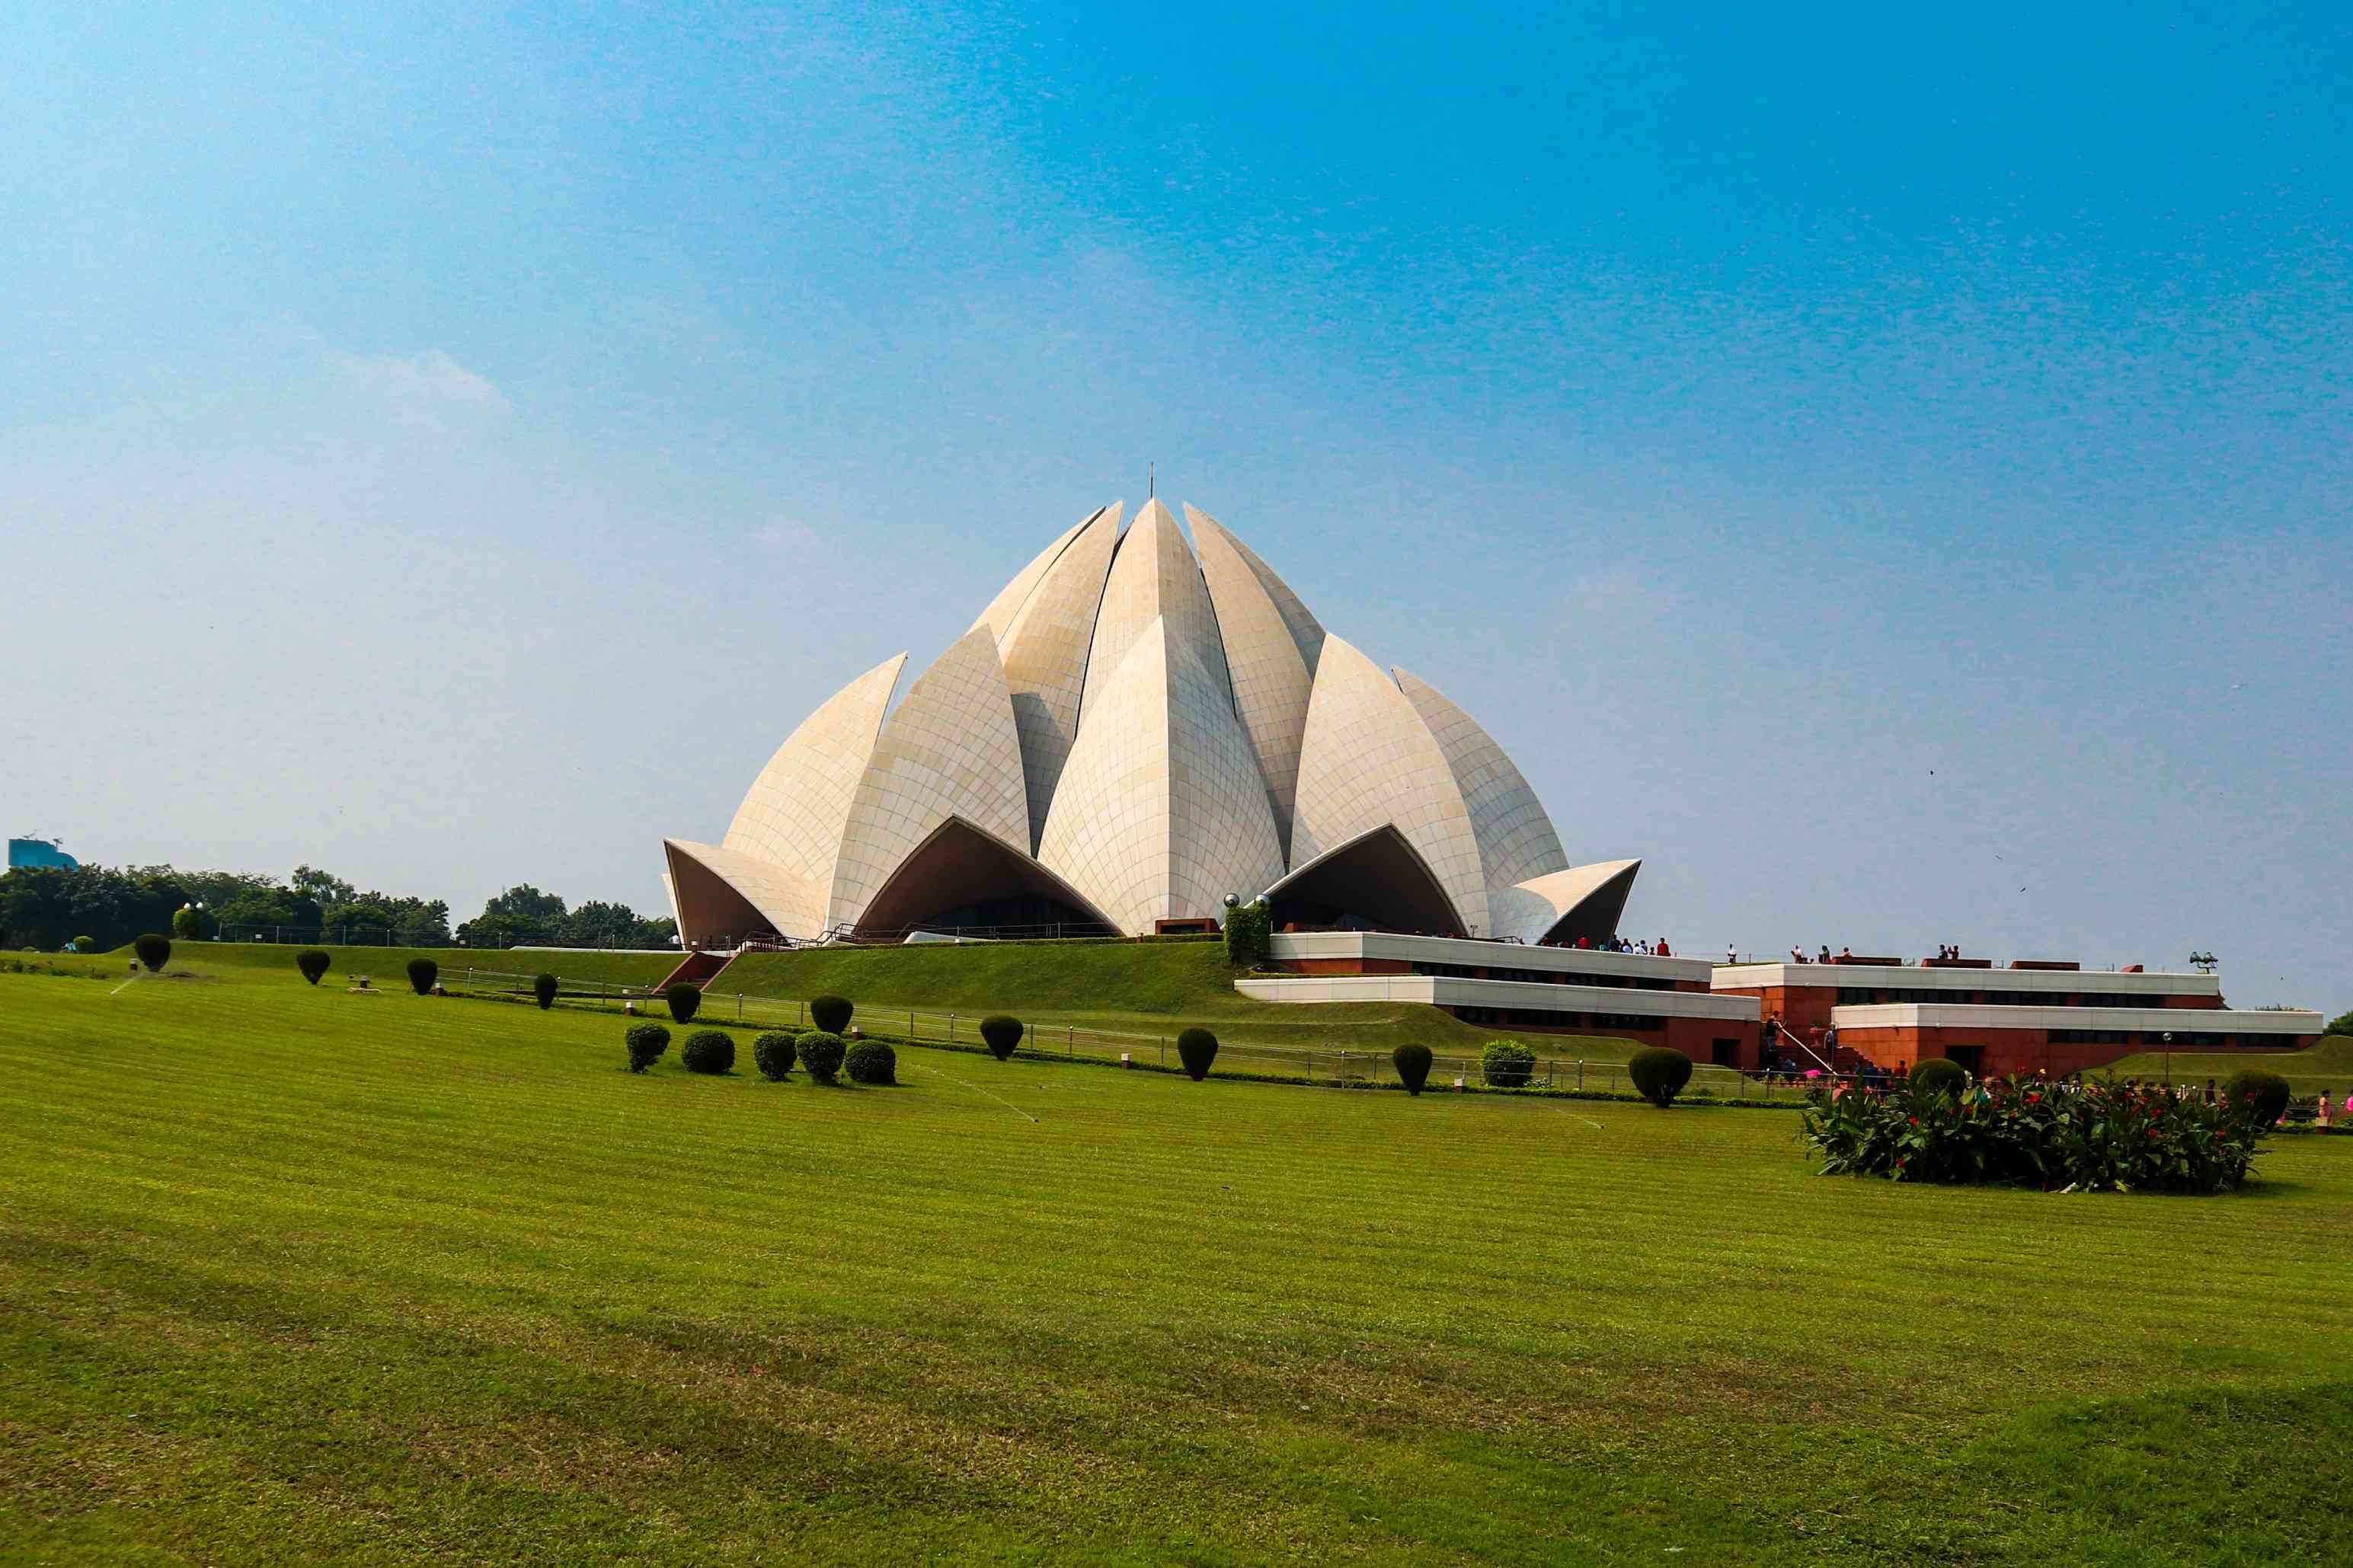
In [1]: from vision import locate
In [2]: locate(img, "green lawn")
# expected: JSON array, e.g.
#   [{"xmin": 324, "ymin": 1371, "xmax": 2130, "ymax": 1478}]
[{"xmin": 4, "ymin": 967, "xmax": 2350, "ymax": 1563}]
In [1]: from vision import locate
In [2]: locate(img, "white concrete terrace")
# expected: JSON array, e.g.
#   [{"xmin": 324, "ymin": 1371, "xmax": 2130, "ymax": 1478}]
[
  {"xmin": 1271, "ymin": 930, "xmax": 1715, "ymax": 987},
  {"xmin": 1830, "ymin": 1003, "xmax": 2323, "ymax": 1035},
  {"xmin": 1714, "ymin": 963, "xmax": 2225, "ymax": 1000}
]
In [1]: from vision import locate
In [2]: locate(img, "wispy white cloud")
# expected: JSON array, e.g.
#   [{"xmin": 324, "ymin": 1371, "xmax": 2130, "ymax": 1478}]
[{"xmin": 332, "ymin": 347, "xmax": 510, "ymax": 417}]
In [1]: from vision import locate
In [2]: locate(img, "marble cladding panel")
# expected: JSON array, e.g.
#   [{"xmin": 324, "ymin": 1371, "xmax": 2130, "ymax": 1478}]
[
  {"xmin": 1292, "ymin": 635, "xmax": 1491, "ymax": 936},
  {"xmin": 719, "ymin": 653, "xmax": 904, "ymax": 939},
  {"xmin": 1392, "ymin": 668, "xmax": 1568, "ymax": 893},
  {"xmin": 826, "ymin": 628, "xmax": 1032, "ymax": 930}
]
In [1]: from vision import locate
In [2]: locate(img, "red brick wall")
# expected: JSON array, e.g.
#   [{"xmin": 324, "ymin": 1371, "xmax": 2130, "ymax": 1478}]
[{"xmin": 1833, "ymin": 1025, "xmax": 2316, "ymax": 1078}]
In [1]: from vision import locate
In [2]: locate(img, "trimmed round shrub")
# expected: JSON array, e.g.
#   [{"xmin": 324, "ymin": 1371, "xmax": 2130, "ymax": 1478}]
[
  {"xmin": 666, "ymin": 982, "xmax": 702, "ymax": 1023},
  {"xmin": 980, "ymin": 1014, "xmax": 1025, "ymax": 1061},
  {"xmin": 1910, "ymin": 1057, "xmax": 1968, "ymax": 1098},
  {"xmin": 406, "ymin": 957, "xmax": 438, "ymax": 995},
  {"xmin": 797, "ymin": 1030, "xmax": 847, "ymax": 1084},
  {"xmin": 133, "ymin": 933, "xmax": 171, "ymax": 972},
  {"xmin": 845, "ymin": 1040, "xmax": 897, "ymax": 1085},
  {"xmin": 1627, "ymin": 1046, "xmax": 1694, "ymax": 1108},
  {"xmin": 681, "ymin": 1030, "xmax": 736, "ymax": 1075},
  {"xmin": 72, "ymin": 935, "xmax": 96, "ymax": 953},
  {"xmin": 296, "ymin": 949, "xmax": 331, "ymax": 985},
  {"xmin": 625, "ymin": 1022, "xmax": 671, "ymax": 1072},
  {"xmin": 1176, "ymin": 1027, "xmax": 1220, "ymax": 1081},
  {"xmin": 809, "ymin": 995, "xmax": 853, "ymax": 1034},
  {"xmin": 171, "ymin": 905, "xmax": 208, "ymax": 940},
  {"xmin": 1480, "ymin": 1039, "xmax": 1536, "ymax": 1089},
  {"xmin": 2224, "ymin": 1068, "xmax": 2292, "ymax": 1126},
  {"xmin": 1392, "ymin": 1043, "xmax": 1434, "ymax": 1096},
  {"xmin": 533, "ymin": 972, "xmax": 558, "ymax": 1010},
  {"xmin": 753, "ymin": 1031, "xmax": 798, "ymax": 1080}
]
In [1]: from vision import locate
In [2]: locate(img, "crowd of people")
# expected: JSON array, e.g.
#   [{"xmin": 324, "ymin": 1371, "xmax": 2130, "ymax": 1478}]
[{"xmin": 1562, "ymin": 934, "xmax": 1672, "ymax": 956}]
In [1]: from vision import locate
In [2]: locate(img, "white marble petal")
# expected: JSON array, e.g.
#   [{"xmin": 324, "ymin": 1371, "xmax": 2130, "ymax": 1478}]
[
  {"xmin": 1488, "ymin": 860, "xmax": 1643, "ymax": 946},
  {"xmin": 998, "ymin": 503, "xmax": 1123, "ymax": 849},
  {"xmin": 1188, "ymin": 506, "xmax": 1324, "ymax": 857},
  {"xmin": 663, "ymin": 838, "xmax": 820, "ymax": 948},
  {"xmin": 715, "ymin": 653, "xmax": 905, "ymax": 940},
  {"xmin": 1039, "ymin": 616, "xmax": 1286, "ymax": 934},
  {"xmin": 968, "ymin": 508, "xmax": 1098, "ymax": 642},
  {"xmin": 826, "ymin": 627, "xmax": 1032, "ymax": 932},
  {"xmin": 1392, "ymin": 667, "xmax": 1568, "ymax": 894},
  {"xmin": 1291, "ymin": 636, "xmax": 1490, "ymax": 937},
  {"xmin": 1079, "ymin": 498, "xmax": 1232, "ymax": 728}
]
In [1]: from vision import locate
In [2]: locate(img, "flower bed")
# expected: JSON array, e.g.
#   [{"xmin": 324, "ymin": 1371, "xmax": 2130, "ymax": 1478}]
[{"xmin": 1802, "ymin": 1073, "xmax": 2272, "ymax": 1193}]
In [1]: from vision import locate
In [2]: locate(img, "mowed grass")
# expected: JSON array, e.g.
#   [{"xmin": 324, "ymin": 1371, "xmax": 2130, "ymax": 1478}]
[{"xmin": 4, "ymin": 971, "xmax": 2351, "ymax": 1565}]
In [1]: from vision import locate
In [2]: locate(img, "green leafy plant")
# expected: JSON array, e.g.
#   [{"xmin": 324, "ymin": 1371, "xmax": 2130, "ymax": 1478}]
[
  {"xmin": 845, "ymin": 1040, "xmax": 897, "ymax": 1085},
  {"xmin": 72, "ymin": 935, "xmax": 95, "ymax": 953},
  {"xmin": 1802, "ymin": 1072, "xmax": 2269, "ymax": 1192},
  {"xmin": 296, "ymin": 950, "xmax": 331, "ymax": 985},
  {"xmin": 2223, "ymin": 1069, "xmax": 2291, "ymax": 1127},
  {"xmin": 1910, "ymin": 1057, "xmax": 1968, "ymax": 1098},
  {"xmin": 625, "ymin": 1022, "xmax": 670, "ymax": 1072},
  {"xmin": 1392, "ymin": 1043, "xmax": 1434, "ymax": 1096},
  {"xmin": 533, "ymin": 972, "xmax": 558, "ymax": 1010},
  {"xmin": 796, "ymin": 1030, "xmax": 846, "ymax": 1084},
  {"xmin": 809, "ymin": 995, "xmax": 852, "ymax": 1034},
  {"xmin": 171, "ymin": 905, "xmax": 211, "ymax": 940},
  {"xmin": 133, "ymin": 933, "xmax": 171, "ymax": 972},
  {"xmin": 1223, "ymin": 899, "xmax": 1271, "ymax": 966},
  {"xmin": 681, "ymin": 1030, "xmax": 735, "ymax": 1075},
  {"xmin": 980, "ymin": 1014, "xmax": 1025, "ymax": 1060},
  {"xmin": 1479, "ymin": 1039, "xmax": 1536, "ymax": 1089},
  {"xmin": 1627, "ymin": 1046, "xmax": 1694, "ymax": 1108},
  {"xmin": 406, "ymin": 958, "xmax": 439, "ymax": 995},
  {"xmin": 1176, "ymin": 1027, "xmax": 1219, "ymax": 1081},
  {"xmin": 666, "ymin": 982, "xmax": 702, "ymax": 1024},
  {"xmin": 753, "ymin": 1031, "xmax": 798, "ymax": 1081}
]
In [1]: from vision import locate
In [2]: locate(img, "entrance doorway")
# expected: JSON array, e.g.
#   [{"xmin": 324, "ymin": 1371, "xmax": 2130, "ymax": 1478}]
[{"xmin": 1945, "ymin": 1044, "xmax": 1985, "ymax": 1075}]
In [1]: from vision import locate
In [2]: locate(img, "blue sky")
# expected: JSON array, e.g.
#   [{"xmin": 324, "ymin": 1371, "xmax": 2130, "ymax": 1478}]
[{"xmin": 4, "ymin": 3, "xmax": 2347, "ymax": 1010}]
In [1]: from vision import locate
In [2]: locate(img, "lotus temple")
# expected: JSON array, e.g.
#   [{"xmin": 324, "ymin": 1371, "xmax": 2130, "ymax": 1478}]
[
  {"xmin": 663, "ymin": 499, "xmax": 1636, "ymax": 950},
  {"xmin": 660, "ymin": 497, "xmax": 2326, "ymax": 1075}
]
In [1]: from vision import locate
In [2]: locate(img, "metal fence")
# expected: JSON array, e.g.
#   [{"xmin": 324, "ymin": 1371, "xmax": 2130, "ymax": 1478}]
[{"xmin": 440, "ymin": 963, "xmax": 1834, "ymax": 1098}]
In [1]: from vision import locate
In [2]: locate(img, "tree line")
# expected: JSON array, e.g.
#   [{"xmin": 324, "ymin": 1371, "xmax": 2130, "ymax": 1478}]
[{"xmin": 0, "ymin": 862, "xmax": 676, "ymax": 953}]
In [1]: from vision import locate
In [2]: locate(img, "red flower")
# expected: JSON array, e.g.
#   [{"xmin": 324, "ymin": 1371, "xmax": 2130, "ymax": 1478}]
[{"xmin": 1908, "ymin": 1117, "xmax": 1919, "ymax": 1126}]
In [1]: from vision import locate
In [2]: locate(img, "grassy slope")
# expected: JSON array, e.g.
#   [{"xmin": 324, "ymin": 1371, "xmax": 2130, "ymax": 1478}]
[
  {"xmin": 60, "ymin": 940, "xmax": 1667, "ymax": 1063},
  {"xmin": 4, "ymin": 968, "xmax": 2351, "ymax": 1565},
  {"xmin": 2105, "ymin": 1033, "xmax": 2353, "ymax": 1089}
]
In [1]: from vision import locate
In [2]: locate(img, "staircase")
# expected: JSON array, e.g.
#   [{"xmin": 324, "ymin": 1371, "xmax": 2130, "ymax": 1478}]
[{"xmin": 654, "ymin": 947, "xmax": 737, "ymax": 994}]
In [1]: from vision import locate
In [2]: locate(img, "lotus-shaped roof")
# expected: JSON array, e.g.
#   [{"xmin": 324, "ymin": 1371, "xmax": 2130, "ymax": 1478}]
[{"xmin": 663, "ymin": 500, "xmax": 1637, "ymax": 944}]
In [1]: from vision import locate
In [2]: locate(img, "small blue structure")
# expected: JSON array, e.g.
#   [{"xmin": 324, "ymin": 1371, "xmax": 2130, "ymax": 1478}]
[{"xmin": 7, "ymin": 837, "xmax": 79, "ymax": 871}]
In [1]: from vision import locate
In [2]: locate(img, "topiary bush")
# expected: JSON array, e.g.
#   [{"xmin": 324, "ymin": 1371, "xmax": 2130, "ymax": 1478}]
[
  {"xmin": 296, "ymin": 949, "xmax": 331, "ymax": 985},
  {"xmin": 1176, "ymin": 1027, "xmax": 1220, "ymax": 1081},
  {"xmin": 797, "ymin": 1030, "xmax": 846, "ymax": 1084},
  {"xmin": 682, "ymin": 1029, "xmax": 736, "ymax": 1075},
  {"xmin": 1480, "ymin": 1039, "xmax": 1536, "ymax": 1088},
  {"xmin": 980, "ymin": 1014, "xmax": 1025, "ymax": 1061},
  {"xmin": 1627, "ymin": 1046, "xmax": 1694, "ymax": 1108},
  {"xmin": 666, "ymin": 982, "xmax": 702, "ymax": 1023},
  {"xmin": 72, "ymin": 935, "xmax": 95, "ymax": 953},
  {"xmin": 625, "ymin": 1022, "xmax": 670, "ymax": 1072},
  {"xmin": 809, "ymin": 995, "xmax": 852, "ymax": 1034},
  {"xmin": 1392, "ymin": 1043, "xmax": 1434, "ymax": 1096},
  {"xmin": 1910, "ymin": 1057, "xmax": 1968, "ymax": 1098},
  {"xmin": 406, "ymin": 957, "xmax": 438, "ymax": 995},
  {"xmin": 133, "ymin": 933, "xmax": 171, "ymax": 972},
  {"xmin": 845, "ymin": 1039, "xmax": 897, "ymax": 1085},
  {"xmin": 753, "ymin": 1031, "xmax": 798, "ymax": 1081},
  {"xmin": 1223, "ymin": 899, "xmax": 1271, "ymax": 966},
  {"xmin": 534, "ymin": 972, "xmax": 558, "ymax": 1010},
  {"xmin": 171, "ymin": 905, "xmax": 209, "ymax": 940},
  {"xmin": 2224, "ymin": 1068, "xmax": 2292, "ymax": 1126}
]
